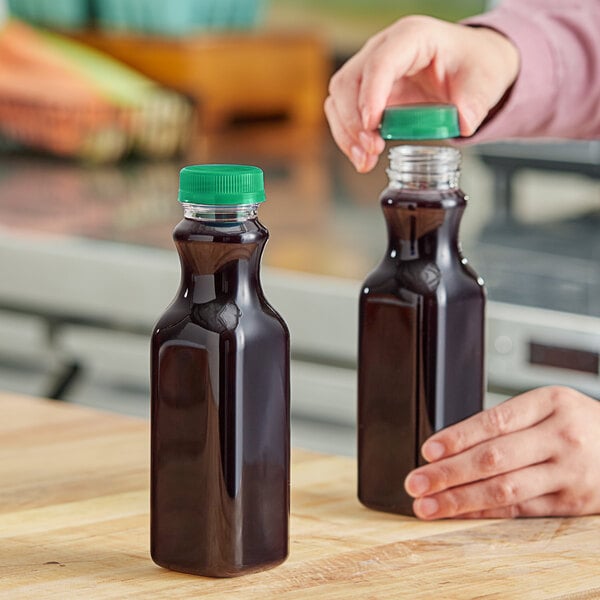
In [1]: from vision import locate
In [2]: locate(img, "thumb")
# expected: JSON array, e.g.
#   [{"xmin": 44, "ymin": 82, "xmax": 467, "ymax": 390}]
[{"xmin": 452, "ymin": 84, "xmax": 497, "ymax": 137}]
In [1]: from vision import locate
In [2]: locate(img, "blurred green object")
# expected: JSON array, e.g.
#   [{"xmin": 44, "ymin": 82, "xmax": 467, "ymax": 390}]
[
  {"xmin": 38, "ymin": 28, "xmax": 158, "ymax": 106},
  {"xmin": 95, "ymin": 0, "xmax": 266, "ymax": 35},
  {"xmin": 271, "ymin": 0, "xmax": 485, "ymax": 23},
  {"xmin": 7, "ymin": 0, "xmax": 480, "ymax": 36},
  {"xmin": 266, "ymin": 0, "xmax": 486, "ymax": 55},
  {"xmin": 7, "ymin": 0, "xmax": 91, "ymax": 29},
  {"xmin": 38, "ymin": 29, "xmax": 195, "ymax": 161}
]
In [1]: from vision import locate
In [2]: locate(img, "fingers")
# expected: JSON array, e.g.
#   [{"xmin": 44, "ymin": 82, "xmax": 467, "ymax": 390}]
[
  {"xmin": 325, "ymin": 15, "xmax": 519, "ymax": 167},
  {"xmin": 405, "ymin": 387, "xmax": 600, "ymax": 520},
  {"xmin": 325, "ymin": 16, "xmax": 437, "ymax": 172},
  {"xmin": 324, "ymin": 93, "xmax": 384, "ymax": 172},
  {"xmin": 421, "ymin": 389, "xmax": 559, "ymax": 463},
  {"xmin": 406, "ymin": 420, "xmax": 557, "ymax": 500},
  {"xmin": 323, "ymin": 95, "xmax": 364, "ymax": 167},
  {"xmin": 324, "ymin": 92, "xmax": 378, "ymax": 173},
  {"xmin": 326, "ymin": 52, "xmax": 387, "ymax": 172},
  {"xmin": 357, "ymin": 19, "xmax": 436, "ymax": 132},
  {"xmin": 412, "ymin": 463, "xmax": 562, "ymax": 520}
]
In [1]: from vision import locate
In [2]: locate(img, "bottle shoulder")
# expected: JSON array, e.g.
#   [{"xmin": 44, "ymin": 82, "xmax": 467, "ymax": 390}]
[
  {"xmin": 173, "ymin": 217, "xmax": 268, "ymax": 244},
  {"xmin": 361, "ymin": 257, "xmax": 485, "ymax": 300},
  {"xmin": 153, "ymin": 298, "xmax": 288, "ymax": 341},
  {"xmin": 379, "ymin": 187, "xmax": 467, "ymax": 208}
]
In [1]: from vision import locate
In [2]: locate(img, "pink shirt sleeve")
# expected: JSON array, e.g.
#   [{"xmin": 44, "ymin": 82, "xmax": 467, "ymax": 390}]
[{"xmin": 462, "ymin": 0, "xmax": 600, "ymax": 142}]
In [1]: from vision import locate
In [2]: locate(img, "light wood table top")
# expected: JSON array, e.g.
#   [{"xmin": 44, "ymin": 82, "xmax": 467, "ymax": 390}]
[{"xmin": 1, "ymin": 392, "xmax": 599, "ymax": 599}]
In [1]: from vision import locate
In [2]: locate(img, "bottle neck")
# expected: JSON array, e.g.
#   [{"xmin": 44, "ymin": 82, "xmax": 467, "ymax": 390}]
[
  {"xmin": 174, "ymin": 206, "xmax": 267, "ymax": 304},
  {"xmin": 183, "ymin": 203, "xmax": 259, "ymax": 222},
  {"xmin": 386, "ymin": 145, "xmax": 461, "ymax": 191}
]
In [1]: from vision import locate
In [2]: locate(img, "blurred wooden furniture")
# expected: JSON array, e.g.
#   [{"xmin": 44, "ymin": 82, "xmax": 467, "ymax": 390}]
[
  {"xmin": 70, "ymin": 30, "xmax": 331, "ymax": 131},
  {"xmin": 2, "ymin": 391, "xmax": 599, "ymax": 599}
]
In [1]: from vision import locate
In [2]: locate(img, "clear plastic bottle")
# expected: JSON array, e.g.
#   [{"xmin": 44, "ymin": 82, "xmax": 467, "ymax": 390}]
[
  {"xmin": 358, "ymin": 106, "xmax": 485, "ymax": 516},
  {"xmin": 150, "ymin": 164, "xmax": 290, "ymax": 576}
]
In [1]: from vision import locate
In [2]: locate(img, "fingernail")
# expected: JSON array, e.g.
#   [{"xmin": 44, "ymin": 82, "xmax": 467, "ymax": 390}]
[
  {"xmin": 350, "ymin": 144, "xmax": 366, "ymax": 170},
  {"xmin": 417, "ymin": 497, "xmax": 439, "ymax": 518},
  {"xmin": 406, "ymin": 473, "xmax": 430, "ymax": 496},
  {"xmin": 423, "ymin": 441, "xmax": 445, "ymax": 462}
]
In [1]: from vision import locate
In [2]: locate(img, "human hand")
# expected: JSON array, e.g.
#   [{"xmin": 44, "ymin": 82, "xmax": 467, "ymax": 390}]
[
  {"xmin": 404, "ymin": 386, "xmax": 600, "ymax": 519},
  {"xmin": 324, "ymin": 15, "xmax": 520, "ymax": 172}
]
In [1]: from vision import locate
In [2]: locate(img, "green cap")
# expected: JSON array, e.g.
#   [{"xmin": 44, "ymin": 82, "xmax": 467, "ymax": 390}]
[
  {"xmin": 380, "ymin": 104, "xmax": 460, "ymax": 140},
  {"xmin": 178, "ymin": 164, "xmax": 266, "ymax": 205}
]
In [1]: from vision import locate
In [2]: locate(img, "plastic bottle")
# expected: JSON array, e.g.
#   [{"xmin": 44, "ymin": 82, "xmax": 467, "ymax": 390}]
[
  {"xmin": 151, "ymin": 164, "xmax": 290, "ymax": 576},
  {"xmin": 358, "ymin": 105, "xmax": 485, "ymax": 516}
]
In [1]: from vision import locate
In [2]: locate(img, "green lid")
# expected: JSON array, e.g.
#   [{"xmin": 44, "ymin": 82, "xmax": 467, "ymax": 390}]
[
  {"xmin": 178, "ymin": 164, "xmax": 266, "ymax": 205},
  {"xmin": 380, "ymin": 104, "xmax": 460, "ymax": 140}
]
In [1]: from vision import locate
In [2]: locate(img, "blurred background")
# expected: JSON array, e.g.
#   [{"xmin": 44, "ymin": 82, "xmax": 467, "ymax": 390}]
[{"xmin": 0, "ymin": 0, "xmax": 598, "ymax": 456}]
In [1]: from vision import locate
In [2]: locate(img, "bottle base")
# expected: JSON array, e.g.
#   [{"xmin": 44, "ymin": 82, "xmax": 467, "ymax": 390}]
[
  {"xmin": 151, "ymin": 553, "xmax": 288, "ymax": 578},
  {"xmin": 358, "ymin": 494, "xmax": 416, "ymax": 518}
]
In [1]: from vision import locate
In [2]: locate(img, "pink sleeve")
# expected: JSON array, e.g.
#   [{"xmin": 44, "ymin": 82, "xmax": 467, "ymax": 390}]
[{"xmin": 461, "ymin": 0, "xmax": 600, "ymax": 143}]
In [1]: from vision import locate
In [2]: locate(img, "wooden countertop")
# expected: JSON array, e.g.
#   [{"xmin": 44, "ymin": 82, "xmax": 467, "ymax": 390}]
[{"xmin": 1, "ymin": 392, "xmax": 599, "ymax": 599}]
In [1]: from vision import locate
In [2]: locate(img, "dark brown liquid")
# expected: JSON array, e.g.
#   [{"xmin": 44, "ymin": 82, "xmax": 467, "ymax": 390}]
[
  {"xmin": 150, "ymin": 215, "xmax": 290, "ymax": 577},
  {"xmin": 358, "ymin": 188, "xmax": 485, "ymax": 515}
]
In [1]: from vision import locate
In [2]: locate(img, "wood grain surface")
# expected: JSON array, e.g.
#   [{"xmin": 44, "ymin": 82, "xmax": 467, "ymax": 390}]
[{"xmin": 1, "ymin": 392, "xmax": 599, "ymax": 599}]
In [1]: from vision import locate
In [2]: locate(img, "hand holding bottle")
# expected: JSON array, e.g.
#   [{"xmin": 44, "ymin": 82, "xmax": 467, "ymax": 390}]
[
  {"xmin": 324, "ymin": 15, "xmax": 520, "ymax": 172},
  {"xmin": 404, "ymin": 386, "xmax": 600, "ymax": 518}
]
